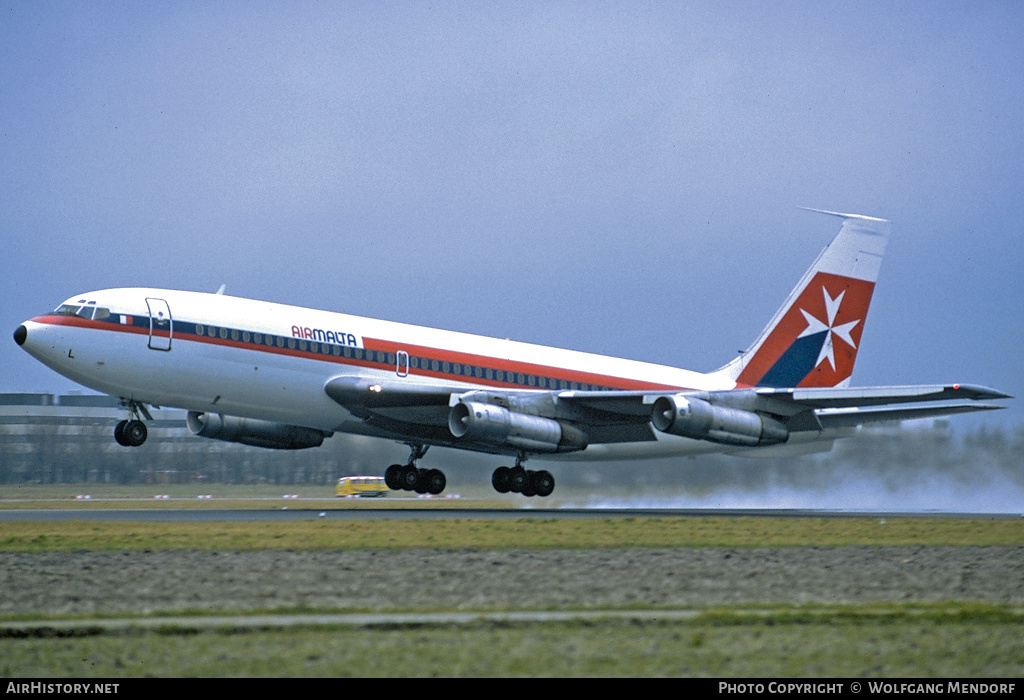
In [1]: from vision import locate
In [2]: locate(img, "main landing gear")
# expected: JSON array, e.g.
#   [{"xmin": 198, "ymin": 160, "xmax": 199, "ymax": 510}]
[
  {"xmin": 114, "ymin": 400, "xmax": 151, "ymax": 447},
  {"xmin": 382, "ymin": 446, "xmax": 555, "ymax": 498},
  {"xmin": 491, "ymin": 453, "xmax": 554, "ymax": 498},
  {"xmin": 384, "ymin": 445, "xmax": 447, "ymax": 496}
]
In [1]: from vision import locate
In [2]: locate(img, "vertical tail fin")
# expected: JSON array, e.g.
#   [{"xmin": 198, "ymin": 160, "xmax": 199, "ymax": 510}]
[{"xmin": 715, "ymin": 210, "xmax": 890, "ymax": 389}]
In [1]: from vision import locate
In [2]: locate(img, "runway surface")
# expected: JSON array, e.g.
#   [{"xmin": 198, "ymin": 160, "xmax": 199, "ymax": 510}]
[{"xmin": 0, "ymin": 507, "xmax": 1020, "ymax": 521}]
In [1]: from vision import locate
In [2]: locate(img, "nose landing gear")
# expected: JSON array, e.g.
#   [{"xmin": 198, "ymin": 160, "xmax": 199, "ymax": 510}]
[
  {"xmin": 114, "ymin": 419, "xmax": 148, "ymax": 447},
  {"xmin": 114, "ymin": 399, "xmax": 152, "ymax": 447}
]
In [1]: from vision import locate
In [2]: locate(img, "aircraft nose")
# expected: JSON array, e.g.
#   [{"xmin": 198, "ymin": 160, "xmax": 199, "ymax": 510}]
[{"xmin": 13, "ymin": 325, "xmax": 27, "ymax": 346}]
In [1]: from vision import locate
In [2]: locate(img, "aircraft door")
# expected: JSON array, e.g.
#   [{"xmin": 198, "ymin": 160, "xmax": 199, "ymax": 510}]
[
  {"xmin": 145, "ymin": 298, "xmax": 173, "ymax": 351},
  {"xmin": 396, "ymin": 350, "xmax": 409, "ymax": 377}
]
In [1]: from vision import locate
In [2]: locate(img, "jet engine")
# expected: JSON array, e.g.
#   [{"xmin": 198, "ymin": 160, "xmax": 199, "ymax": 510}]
[
  {"xmin": 651, "ymin": 395, "xmax": 789, "ymax": 447},
  {"xmin": 186, "ymin": 411, "xmax": 327, "ymax": 450},
  {"xmin": 448, "ymin": 401, "xmax": 588, "ymax": 453}
]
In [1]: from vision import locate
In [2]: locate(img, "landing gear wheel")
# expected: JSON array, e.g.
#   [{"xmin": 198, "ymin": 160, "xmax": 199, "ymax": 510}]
[
  {"xmin": 399, "ymin": 464, "xmax": 420, "ymax": 491},
  {"xmin": 492, "ymin": 466, "xmax": 511, "ymax": 493},
  {"xmin": 123, "ymin": 420, "xmax": 147, "ymax": 447},
  {"xmin": 533, "ymin": 470, "xmax": 555, "ymax": 498},
  {"xmin": 508, "ymin": 466, "xmax": 528, "ymax": 493},
  {"xmin": 520, "ymin": 470, "xmax": 537, "ymax": 497},
  {"xmin": 413, "ymin": 477, "xmax": 428, "ymax": 494},
  {"xmin": 423, "ymin": 469, "xmax": 446, "ymax": 495},
  {"xmin": 384, "ymin": 464, "xmax": 403, "ymax": 490},
  {"xmin": 114, "ymin": 420, "xmax": 129, "ymax": 447}
]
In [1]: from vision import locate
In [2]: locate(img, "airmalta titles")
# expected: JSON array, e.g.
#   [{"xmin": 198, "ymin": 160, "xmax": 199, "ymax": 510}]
[{"xmin": 291, "ymin": 325, "xmax": 360, "ymax": 347}]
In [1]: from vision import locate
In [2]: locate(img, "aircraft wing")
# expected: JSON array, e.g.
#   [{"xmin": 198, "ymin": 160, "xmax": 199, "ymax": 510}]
[
  {"xmin": 324, "ymin": 375, "xmax": 660, "ymax": 446},
  {"xmin": 325, "ymin": 375, "xmax": 458, "ymax": 425},
  {"xmin": 560, "ymin": 383, "xmax": 1009, "ymax": 433},
  {"xmin": 326, "ymin": 375, "xmax": 1009, "ymax": 449},
  {"xmin": 726, "ymin": 383, "xmax": 1010, "ymax": 430}
]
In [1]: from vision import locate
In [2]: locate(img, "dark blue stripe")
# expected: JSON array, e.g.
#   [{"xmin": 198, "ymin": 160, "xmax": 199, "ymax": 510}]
[{"xmin": 756, "ymin": 331, "xmax": 827, "ymax": 388}]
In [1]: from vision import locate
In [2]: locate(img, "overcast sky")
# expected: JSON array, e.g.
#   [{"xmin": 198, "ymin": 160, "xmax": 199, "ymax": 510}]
[{"xmin": 2, "ymin": 2, "xmax": 1021, "ymax": 432}]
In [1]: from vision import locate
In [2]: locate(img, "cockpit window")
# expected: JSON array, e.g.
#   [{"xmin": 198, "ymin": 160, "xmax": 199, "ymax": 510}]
[{"xmin": 53, "ymin": 303, "xmax": 110, "ymax": 320}]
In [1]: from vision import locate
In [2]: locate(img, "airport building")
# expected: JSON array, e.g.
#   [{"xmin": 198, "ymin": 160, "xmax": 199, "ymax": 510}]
[{"xmin": 0, "ymin": 393, "xmax": 341, "ymax": 485}]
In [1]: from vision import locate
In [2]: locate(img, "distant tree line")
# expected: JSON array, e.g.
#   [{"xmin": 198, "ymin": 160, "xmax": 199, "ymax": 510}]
[{"xmin": 0, "ymin": 416, "xmax": 1020, "ymax": 488}]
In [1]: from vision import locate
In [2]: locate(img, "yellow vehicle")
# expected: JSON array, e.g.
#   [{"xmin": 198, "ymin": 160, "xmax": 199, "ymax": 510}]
[{"xmin": 335, "ymin": 475, "xmax": 390, "ymax": 498}]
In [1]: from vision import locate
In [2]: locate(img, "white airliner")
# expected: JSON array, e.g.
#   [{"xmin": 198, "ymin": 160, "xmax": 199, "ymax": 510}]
[{"xmin": 13, "ymin": 210, "xmax": 1008, "ymax": 497}]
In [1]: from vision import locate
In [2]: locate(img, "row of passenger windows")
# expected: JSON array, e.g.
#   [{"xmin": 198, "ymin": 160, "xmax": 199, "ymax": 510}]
[{"xmin": 190, "ymin": 323, "xmax": 611, "ymax": 391}]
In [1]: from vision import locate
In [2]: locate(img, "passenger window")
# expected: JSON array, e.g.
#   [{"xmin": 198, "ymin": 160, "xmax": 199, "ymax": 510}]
[
  {"xmin": 218, "ymin": 328, "xmax": 228, "ymax": 339},
  {"xmin": 195, "ymin": 324, "xmax": 204, "ymax": 336},
  {"xmin": 231, "ymin": 329, "xmax": 239, "ymax": 341}
]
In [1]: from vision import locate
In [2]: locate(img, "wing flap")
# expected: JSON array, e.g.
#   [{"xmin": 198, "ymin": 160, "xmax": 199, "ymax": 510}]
[
  {"xmin": 816, "ymin": 402, "xmax": 1006, "ymax": 428},
  {"xmin": 754, "ymin": 383, "xmax": 1011, "ymax": 408}
]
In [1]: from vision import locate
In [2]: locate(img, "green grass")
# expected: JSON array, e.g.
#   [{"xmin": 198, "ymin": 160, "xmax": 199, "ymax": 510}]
[
  {"xmin": 3, "ymin": 488, "xmax": 1021, "ymax": 676},
  {"xmin": 3, "ymin": 604, "xmax": 1022, "ymax": 677},
  {"xmin": 1, "ymin": 516, "xmax": 1022, "ymax": 552}
]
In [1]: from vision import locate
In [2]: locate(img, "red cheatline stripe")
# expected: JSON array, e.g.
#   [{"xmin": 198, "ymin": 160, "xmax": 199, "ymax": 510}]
[{"xmin": 31, "ymin": 315, "xmax": 690, "ymax": 392}]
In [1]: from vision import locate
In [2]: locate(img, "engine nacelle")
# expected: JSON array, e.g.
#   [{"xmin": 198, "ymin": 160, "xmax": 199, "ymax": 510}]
[
  {"xmin": 448, "ymin": 401, "xmax": 588, "ymax": 453},
  {"xmin": 186, "ymin": 411, "xmax": 327, "ymax": 450},
  {"xmin": 651, "ymin": 395, "xmax": 789, "ymax": 447}
]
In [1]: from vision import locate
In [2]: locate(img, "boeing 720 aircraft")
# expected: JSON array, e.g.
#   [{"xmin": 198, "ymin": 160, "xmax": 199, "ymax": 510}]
[{"xmin": 13, "ymin": 211, "xmax": 1009, "ymax": 497}]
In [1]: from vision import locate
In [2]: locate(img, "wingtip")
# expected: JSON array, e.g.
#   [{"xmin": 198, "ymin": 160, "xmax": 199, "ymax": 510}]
[
  {"xmin": 950, "ymin": 384, "xmax": 1013, "ymax": 401},
  {"xmin": 798, "ymin": 206, "xmax": 889, "ymax": 224}
]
